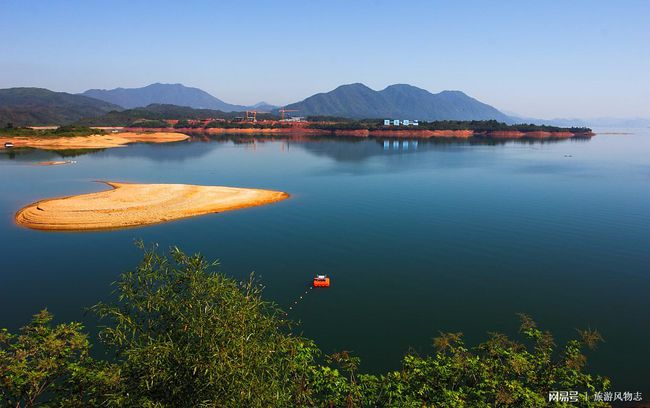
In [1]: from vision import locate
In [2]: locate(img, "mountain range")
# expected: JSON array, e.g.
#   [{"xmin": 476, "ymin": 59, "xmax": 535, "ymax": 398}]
[
  {"xmin": 1, "ymin": 82, "xmax": 516, "ymax": 126},
  {"xmin": 81, "ymin": 83, "xmax": 256, "ymax": 112},
  {"xmin": 283, "ymin": 83, "xmax": 511, "ymax": 122},
  {"xmin": 10, "ymin": 82, "xmax": 641, "ymax": 127},
  {"xmin": 81, "ymin": 82, "xmax": 509, "ymax": 122}
]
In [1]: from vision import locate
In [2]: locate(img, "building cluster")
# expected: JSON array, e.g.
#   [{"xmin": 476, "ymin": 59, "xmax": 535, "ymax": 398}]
[{"xmin": 384, "ymin": 119, "xmax": 419, "ymax": 126}]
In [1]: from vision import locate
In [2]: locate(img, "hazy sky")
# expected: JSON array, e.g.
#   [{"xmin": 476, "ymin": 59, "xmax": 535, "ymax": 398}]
[{"xmin": 1, "ymin": 0, "xmax": 648, "ymax": 118}]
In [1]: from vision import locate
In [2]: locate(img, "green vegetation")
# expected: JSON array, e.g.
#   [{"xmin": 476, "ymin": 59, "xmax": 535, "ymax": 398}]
[
  {"xmin": 0, "ymin": 311, "xmax": 116, "ymax": 407},
  {"xmin": 130, "ymin": 119, "xmax": 170, "ymax": 128},
  {"xmin": 173, "ymin": 120, "xmax": 292, "ymax": 130},
  {"xmin": 308, "ymin": 119, "xmax": 592, "ymax": 133},
  {"xmin": 308, "ymin": 121, "xmax": 370, "ymax": 131},
  {"xmin": 0, "ymin": 125, "xmax": 103, "ymax": 138},
  {"xmin": 173, "ymin": 119, "xmax": 203, "ymax": 129},
  {"xmin": 0, "ymin": 245, "xmax": 611, "ymax": 407}
]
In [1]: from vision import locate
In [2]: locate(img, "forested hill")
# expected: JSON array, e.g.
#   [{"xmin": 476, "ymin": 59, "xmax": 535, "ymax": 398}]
[
  {"xmin": 0, "ymin": 88, "xmax": 122, "ymax": 126},
  {"xmin": 283, "ymin": 83, "xmax": 512, "ymax": 122}
]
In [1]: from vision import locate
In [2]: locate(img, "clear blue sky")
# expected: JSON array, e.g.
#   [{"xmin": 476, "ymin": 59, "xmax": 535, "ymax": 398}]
[{"xmin": 1, "ymin": 0, "xmax": 648, "ymax": 118}]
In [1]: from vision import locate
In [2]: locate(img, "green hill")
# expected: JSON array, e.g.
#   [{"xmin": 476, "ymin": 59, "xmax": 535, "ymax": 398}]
[
  {"xmin": 0, "ymin": 87, "xmax": 122, "ymax": 126},
  {"xmin": 283, "ymin": 83, "xmax": 512, "ymax": 122}
]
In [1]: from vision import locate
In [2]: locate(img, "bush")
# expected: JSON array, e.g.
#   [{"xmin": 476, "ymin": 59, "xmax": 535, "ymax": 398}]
[{"xmin": 91, "ymin": 243, "xmax": 311, "ymax": 407}]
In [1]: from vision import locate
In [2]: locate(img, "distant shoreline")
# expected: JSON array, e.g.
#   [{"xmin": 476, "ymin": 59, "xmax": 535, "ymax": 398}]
[
  {"xmin": 0, "ymin": 125, "xmax": 594, "ymax": 154},
  {"xmin": 126, "ymin": 126, "xmax": 594, "ymax": 140}
]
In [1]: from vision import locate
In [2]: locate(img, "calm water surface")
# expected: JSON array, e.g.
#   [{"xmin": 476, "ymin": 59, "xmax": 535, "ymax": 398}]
[{"xmin": 1, "ymin": 130, "xmax": 649, "ymax": 393}]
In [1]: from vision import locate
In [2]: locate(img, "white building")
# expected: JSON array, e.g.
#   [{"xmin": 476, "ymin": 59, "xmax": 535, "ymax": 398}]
[{"xmin": 385, "ymin": 119, "xmax": 419, "ymax": 126}]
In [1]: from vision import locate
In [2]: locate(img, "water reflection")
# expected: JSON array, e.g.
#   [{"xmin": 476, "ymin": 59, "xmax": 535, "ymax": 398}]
[{"xmin": 1, "ymin": 133, "xmax": 591, "ymax": 165}]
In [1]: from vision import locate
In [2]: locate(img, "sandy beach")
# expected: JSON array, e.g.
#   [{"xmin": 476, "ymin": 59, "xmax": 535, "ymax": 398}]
[
  {"xmin": 15, "ymin": 182, "xmax": 289, "ymax": 231},
  {"xmin": 0, "ymin": 132, "xmax": 189, "ymax": 151}
]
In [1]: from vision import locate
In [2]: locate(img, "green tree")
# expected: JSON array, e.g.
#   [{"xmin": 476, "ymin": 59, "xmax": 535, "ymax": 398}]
[
  {"xmin": 0, "ymin": 310, "xmax": 117, "ymax": 407},
  {"xmin": 353, "ymin": 314, "xmax": 610, "ymax": 407},
  {"xmin": 91, "ymin": 243, "xmax": 315, "ymax": 408}
]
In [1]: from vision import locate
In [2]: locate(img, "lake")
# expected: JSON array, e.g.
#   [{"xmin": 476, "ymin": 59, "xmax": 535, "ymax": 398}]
[{"xmin": 1, "ymin": 130, "xmax": 649, "ymax": 394}]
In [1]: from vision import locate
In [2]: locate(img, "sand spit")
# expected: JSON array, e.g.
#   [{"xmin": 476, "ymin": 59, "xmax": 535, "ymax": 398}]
[
  {"xmin": 15, "ymin": 182, "xmax": 289, "ymax": 231},
  {"xmin": 0, "ymin": 132, "xmax": 189, "ymax": 151},
  {"xmin": 37, "ymin": 161, "xmax": 74, "ymax": 166}
]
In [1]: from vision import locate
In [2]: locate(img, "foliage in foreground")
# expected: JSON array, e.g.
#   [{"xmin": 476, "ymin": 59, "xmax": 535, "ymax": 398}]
[{"xmin": 0, "ymin": 245, "xmax": 611, "ymax": 407}]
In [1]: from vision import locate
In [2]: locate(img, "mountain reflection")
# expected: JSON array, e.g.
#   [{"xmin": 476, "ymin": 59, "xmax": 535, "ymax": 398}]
[{"xmin": 1, "ymin": 133, "xmax": 589, "ymax": 164}]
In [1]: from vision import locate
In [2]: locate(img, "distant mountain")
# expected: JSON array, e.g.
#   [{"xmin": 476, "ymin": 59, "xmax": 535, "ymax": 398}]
[
  {"xmin": 283, "ymin": 83, "xmax": 511, "ymax": 121},
  {"xmin": 0, "ymin": 87, "xmax": 122, "ymax": 126},
  {"xmin": 249, "ymin": 101, "xmax": 278, "ymax": 111},
  {"xmin": 81, "ymin": 83, "xmax": 248, "ymax": 112}
]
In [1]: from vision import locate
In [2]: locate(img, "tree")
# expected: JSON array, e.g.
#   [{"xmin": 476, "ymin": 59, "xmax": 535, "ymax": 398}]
[
  {"xmin": 0, "ymin": 310, "xmax": 116, "ymax": 407},
  {"xmin": 91, "ymin": 243, "xmax": 315, "ymax": 408},
  {"xmin": 353, "ymin": 314, "xmax": 611, "ymax": 407}
]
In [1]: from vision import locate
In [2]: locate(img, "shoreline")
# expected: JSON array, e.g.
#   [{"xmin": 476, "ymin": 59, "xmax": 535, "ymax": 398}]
[
  {"xmin": 15, "ymin": 181, "xmax": 290, "ymax": 231},
  {"xmin": 127, "ymin": 126, "xmax": 594, "ymax": 140}
]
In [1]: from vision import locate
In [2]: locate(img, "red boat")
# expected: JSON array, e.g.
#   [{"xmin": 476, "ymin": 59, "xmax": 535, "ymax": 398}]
[{"xmin": 313, "ymin": 275, "xmax": 330, "ymax": 288}]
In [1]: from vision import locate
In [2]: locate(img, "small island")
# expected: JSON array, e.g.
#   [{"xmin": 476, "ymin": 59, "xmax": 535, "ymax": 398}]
[{"xmin": 15, "ymin": 182, "xmax": 289, "ymax": 231}]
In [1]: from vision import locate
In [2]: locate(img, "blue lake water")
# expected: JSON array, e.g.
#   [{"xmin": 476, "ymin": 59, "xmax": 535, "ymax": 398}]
[{"xmin": 1, "ymin": 131, "xmax": 649, "ymax": 393}]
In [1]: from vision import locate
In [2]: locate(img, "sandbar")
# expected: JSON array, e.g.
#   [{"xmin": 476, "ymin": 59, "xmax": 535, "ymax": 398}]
[
  {"xmin": 37, "ymin": 160, "xmax": 74, "ymax": 166},
  {"xmin": 0, "ymin": 132, "xmax": 189, "ymax": 151},
  {"xmin": 15, "ymin": 182, "xmax": 289, "ymax": 231}
]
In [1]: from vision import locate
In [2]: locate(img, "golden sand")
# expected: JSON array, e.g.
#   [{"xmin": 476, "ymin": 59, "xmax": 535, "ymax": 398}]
[
  {"xmin": 1, "ymin": 132, "xmax": 189, "ymax": 151},
  {"xmin": 15, "ymin": 182, "xmax": 289, "ymax": 231}
]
